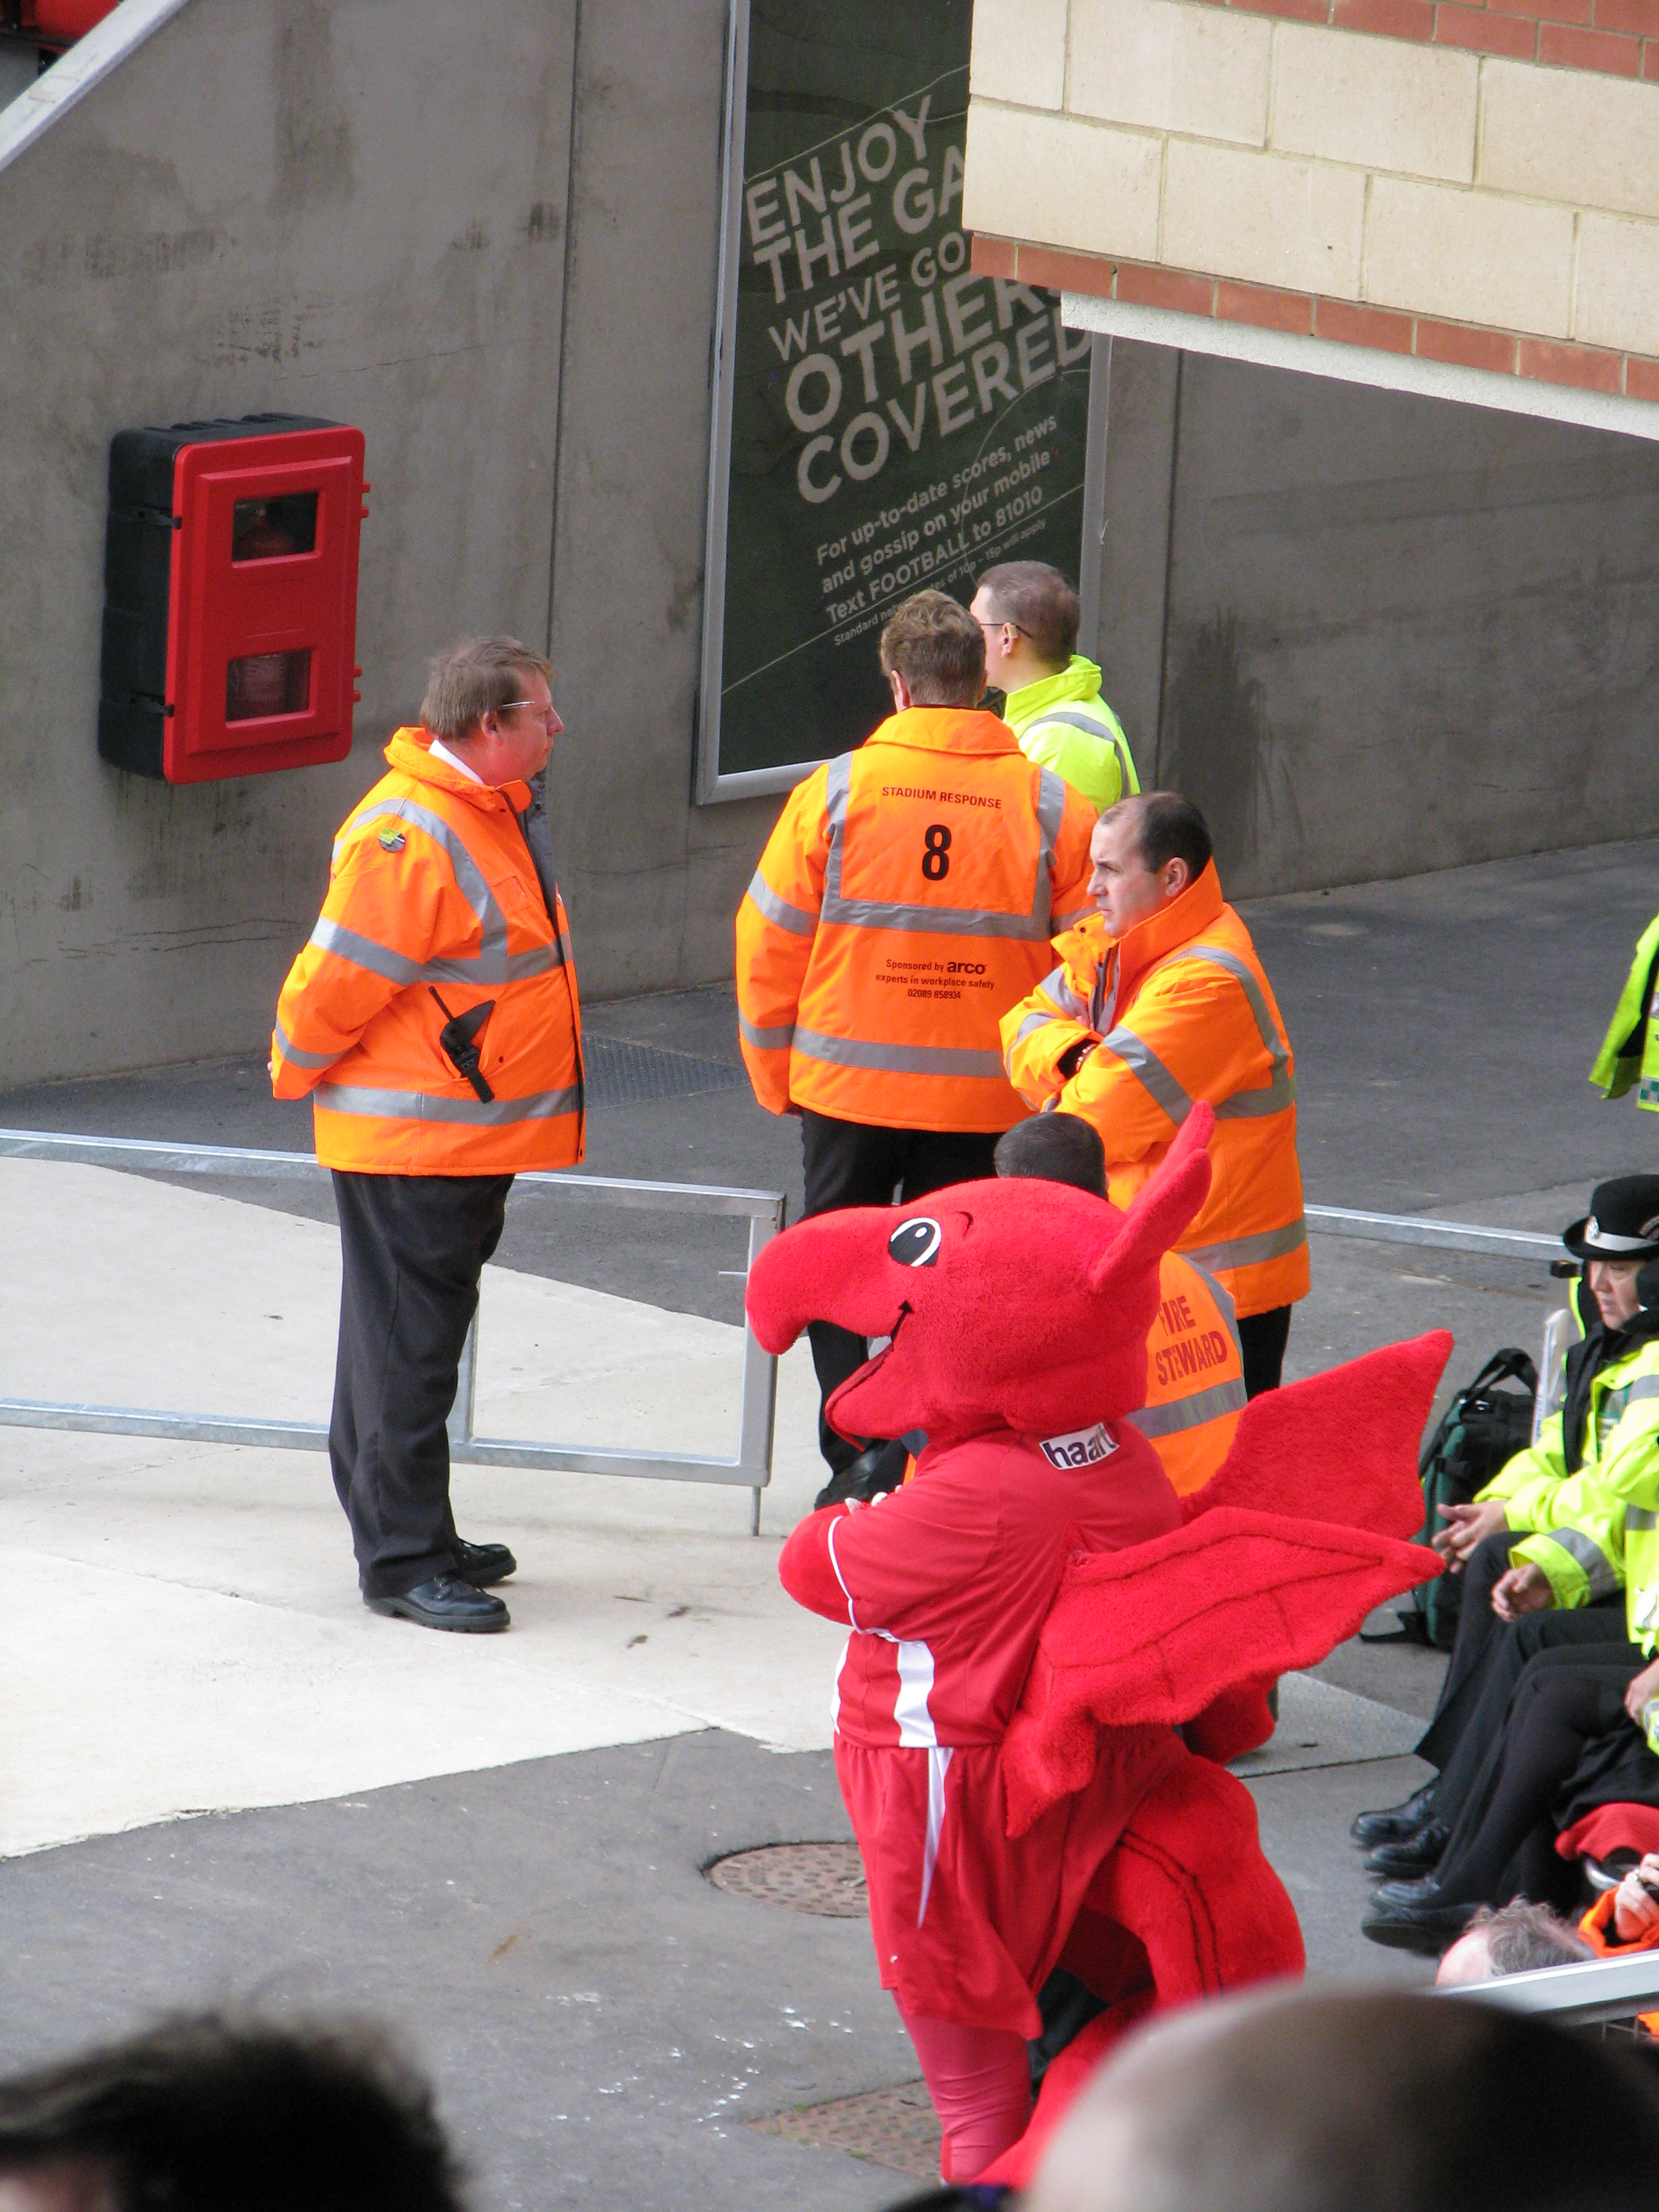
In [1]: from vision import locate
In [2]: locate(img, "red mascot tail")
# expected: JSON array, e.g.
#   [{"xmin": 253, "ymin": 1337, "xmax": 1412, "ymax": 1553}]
[{"xmin": 980, "ymin": 1750, "xmax": 1303, "ymax": 2190}]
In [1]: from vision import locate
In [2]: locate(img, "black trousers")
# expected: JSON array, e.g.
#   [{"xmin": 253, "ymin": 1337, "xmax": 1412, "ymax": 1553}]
[
  {"xmin": 1433, "ymin": 1650, "xmax": 1645, "ymax": 1909},
  {"xmin": 330, "ymin": 1170, "xmax": 512, "ymax": 1598},
  {"xmin": 1416, "ymin": 1530, "xmax": 1628, "ymax": 1771},
  {"xmin": 800, "ymin": 1111, "xmax": 1000, "ymax": 1475},
  {"xmin": 1238, "ymin": 1305, "xmax": 1291, "ymax": 1398}
]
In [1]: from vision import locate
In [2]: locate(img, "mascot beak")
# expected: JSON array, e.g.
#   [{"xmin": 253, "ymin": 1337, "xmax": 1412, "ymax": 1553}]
[
  {"xmin": 745, "ymin": 1206, "xmax": 904, "ymax": 1355},
  {"xmin": 1088, "ymin": 1103, "xmax": 1216, "ymax": 1297}
]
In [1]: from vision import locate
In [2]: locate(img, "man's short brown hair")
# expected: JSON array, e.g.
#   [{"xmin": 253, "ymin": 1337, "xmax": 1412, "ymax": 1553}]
[
  {"xmin": 976, "ymin": 561, "xmax": 1080, "ymax": 668},
  {"xmin": 1101, "ymin": 792, "xmax": 1213, "ymax": 880},
  {"xmin": 419, "ymin": 636, "xmax": 553, "ymax": 742},
  {"xmin": 878, "ymin": 592, "xmax": 985, "ymax": 708}
]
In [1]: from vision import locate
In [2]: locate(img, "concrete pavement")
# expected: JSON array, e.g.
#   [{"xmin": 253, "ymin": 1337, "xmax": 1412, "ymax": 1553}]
[{"xmin": 1, "ymin": 834, "xmax": 1655, "ymax": 2207}]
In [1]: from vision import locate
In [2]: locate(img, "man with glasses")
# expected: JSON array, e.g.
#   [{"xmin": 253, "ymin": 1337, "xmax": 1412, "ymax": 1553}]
[
  {"xmin": 970, "ymin": 562, "xmax": 1138, "ymax": 814},
  {"xmin": 271, "ymin": 636, "xmax": 583, "ymax": 1632}
]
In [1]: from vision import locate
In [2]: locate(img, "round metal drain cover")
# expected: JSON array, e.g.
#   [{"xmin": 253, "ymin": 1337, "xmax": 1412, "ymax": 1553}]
[{"xmin": 706, "ymin": 1841, "xmax": 868, "ymax": 1917}]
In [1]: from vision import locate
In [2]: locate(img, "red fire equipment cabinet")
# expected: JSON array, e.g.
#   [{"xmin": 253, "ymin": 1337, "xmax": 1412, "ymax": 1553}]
[{"xmin": 99, "ymin": 413, "xmax": 368, "ymax": 784}]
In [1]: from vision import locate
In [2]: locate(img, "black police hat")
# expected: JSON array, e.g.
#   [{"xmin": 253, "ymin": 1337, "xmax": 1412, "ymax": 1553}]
[{"xmin": 1563, "ymin": 1175, "xmax": 1659, "ymax": 1263}]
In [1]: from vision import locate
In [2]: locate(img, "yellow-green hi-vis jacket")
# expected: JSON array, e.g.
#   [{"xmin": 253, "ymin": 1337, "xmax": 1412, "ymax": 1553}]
[{"xmin": 1591, "ymin": 910, "xmax": 1659, "ymax": 1113}]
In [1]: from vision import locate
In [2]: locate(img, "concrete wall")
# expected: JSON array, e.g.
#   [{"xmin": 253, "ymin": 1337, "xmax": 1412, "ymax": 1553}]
[
  {"xmin": 1091, "ymin": 337, "xmax": 1659, "ymax": 896},
  {"xmin": 0, "ymin": 0, "xmax": 761, "ymax": 1086}
]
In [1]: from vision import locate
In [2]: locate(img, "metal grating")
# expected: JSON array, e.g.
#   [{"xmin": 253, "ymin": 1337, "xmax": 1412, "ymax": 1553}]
[
  {"xmin": 750, "ymin": 2080, "xmax": 941, "ymax": 2181},
  {"xmin": 581, "ymin": 1033, "xmax": 747, "ymax": 1107},
  {"xmin": 705, "ymin": 1841, "xmax": 869, "ymax": 1917}
]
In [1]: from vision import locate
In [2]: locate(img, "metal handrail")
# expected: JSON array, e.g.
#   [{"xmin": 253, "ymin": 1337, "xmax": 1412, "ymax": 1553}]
[
  {"xmin": 0, "ymin": 1129, "xmax": 784, "ymax": 1532},
  {"xmin": 1440, "ymin": 1948, "xmax": 1659, "ymax": 2026},
  {"xmin": 1306, "ymin": 1204, "xmax": 1559, "ymax": 1261}
]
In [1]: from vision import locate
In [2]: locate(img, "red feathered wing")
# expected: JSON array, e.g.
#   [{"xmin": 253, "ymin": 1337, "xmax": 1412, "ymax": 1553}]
[
  {"xmin": 1001, "ymin": 1330, "xmax": 1452, "ymax": 1838},
  {"xmin": 1002, "ymin": 1509, "xmax": 1440, "ymax": 1836}
]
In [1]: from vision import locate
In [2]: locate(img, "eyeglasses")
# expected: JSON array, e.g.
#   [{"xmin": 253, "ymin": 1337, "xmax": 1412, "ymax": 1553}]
[
  {"xmin": 497, "ymin": 699, "xmax": 561, "ymax": 725},
  {"xmin": 974, "ymin": 617, "xmax": 1027, "ymax": 638}
]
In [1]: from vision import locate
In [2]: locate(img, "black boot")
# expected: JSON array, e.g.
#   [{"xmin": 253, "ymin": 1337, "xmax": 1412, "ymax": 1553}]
[
  {"xmin": 1351, "ymin": 1781, "xmax": 1437, "ymax": 1847},
  {"xmin": 1364, "ymin": 1821, "xmax": 1450, "ymax": 1877}
]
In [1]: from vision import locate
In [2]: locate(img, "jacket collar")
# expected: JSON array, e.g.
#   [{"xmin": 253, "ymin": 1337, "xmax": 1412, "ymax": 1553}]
[
  {"xmin": 1006, "ymin": 655, "xmax": 1104, "ymax": 726},
  {"xmin": 1112, "ymin": 861, "xmax": 1227, "ymax": 996},
  {"xmin": 863, "ymin": 706, "xmax": 1020, "ymax": 757},
  {"xmin": 384, "ymin": 728, "xmax": 530, "ymax": 813}
]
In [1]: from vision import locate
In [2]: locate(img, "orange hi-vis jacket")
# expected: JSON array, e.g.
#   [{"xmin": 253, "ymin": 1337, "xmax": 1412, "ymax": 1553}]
[
  {"xmin": 270, "ymin": 730, "xmax": 585, "ymax": 1176},
  {"xmin": 1001, "ymin": 862, "xmax": 1309, "ymax": 1317},
  {"xmin": 1135, "ymin": 1251, "xmax": 1248, "ymax": 1496},
  {"xmin": 735, "ymin": 706, "xmax": 1094, "ymax": 1135}
]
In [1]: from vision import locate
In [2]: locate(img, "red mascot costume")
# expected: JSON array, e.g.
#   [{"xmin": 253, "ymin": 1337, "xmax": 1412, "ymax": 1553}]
[{"xmin": 747, "ymin": 1105, "xmax": 1448, "ymax": 2188}]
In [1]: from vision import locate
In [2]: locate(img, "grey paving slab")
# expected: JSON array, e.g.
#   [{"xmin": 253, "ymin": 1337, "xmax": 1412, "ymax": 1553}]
[
  {"xmin": 1230, "ymin": 1672, "xmax": 1424, "ymax": 1778},
  {"xmin": 0, "ymin": 1733, "xmax": 914, "ymax": 2212}
]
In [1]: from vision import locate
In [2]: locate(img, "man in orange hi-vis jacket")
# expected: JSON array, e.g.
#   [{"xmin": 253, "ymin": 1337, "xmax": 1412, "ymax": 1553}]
[
  {"xmin": 735, "ymin": 590, "xmax": 1095, "ymax": 1479},
  {"xmin": 1002, "ymin": 792, "xmax": 1308, "ymax": 1396},
  {"xmin": 272, "ymin": 636, "xmax": 583, "ymax": 1633}
]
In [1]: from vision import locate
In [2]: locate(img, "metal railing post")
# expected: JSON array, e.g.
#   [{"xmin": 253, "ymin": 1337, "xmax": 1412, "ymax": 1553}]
[
  {"xmin": 0, "ymin": 1130, "xmax": 785, "ymax": 1513},
  {"xmin": 447, "ymin": 1312, "xmax": 479, "ymax": 1454}
]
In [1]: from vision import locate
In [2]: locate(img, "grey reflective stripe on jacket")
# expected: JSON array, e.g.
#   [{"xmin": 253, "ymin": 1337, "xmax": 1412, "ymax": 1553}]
[
  {"xmin": 1025, "ymin": 706, "xmax": 1139, "ymax": 796},
  {"xmin": 313, "ymin": 1083, "xmax": 583, "ymax": 1126},
  {"xmin": 1009, "ymin": 964, "xmax": 1092, "ymax": 1054},
  {"xmin": 791, "ymin": 1027, "xmax": 1007, "ymax": 1080},
  {"xmin": 321, "ymin": 796, "xmax": 565, "ymax": 989},
  {"xmin": 815, "ymin": 752, "xmax": 1066, "ymax": 941},
  {"xmin": 1628, "ymin": 1507, "xmax": 1659, "ymax": 1532},
  {"xmin": 1539, "ymin": 1523, "xmax": 1624, "ymax": 1601},
  {"xmin": 1124, "ymin": 1375, "xmax": 1248, "ymax": 1439},
  {"xmin": 272, "ymin": 1017, "xmax": 337, "ymax": 1071},
  {"xmin": 745, "ymin": 870, "xmax": 817, "ymax": 937},
  {"xmin": 739, "ymin": 1012, "xmax": 795, "ymax": 1052},
  {"xmin": 1183, "ymin": 1218, "xmax": 1309, "ymax": 1275},
  {"xmin": 1092, "ymin": 941, "xmax": 1297, "ymax": 1125}
]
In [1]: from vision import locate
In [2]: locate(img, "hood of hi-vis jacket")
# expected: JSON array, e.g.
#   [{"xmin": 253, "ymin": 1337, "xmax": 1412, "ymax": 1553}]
[
  {"xmin": 1000, "ymin": 863, "xmax": 1308, "ymax": 1319},
  {"xmin": 270, "ymin": 729, "xmax": 584, "ymax": 1174},
  {"xmin": 734, "ymin": 705, "xmax": 1096, "ymax": 1136}
]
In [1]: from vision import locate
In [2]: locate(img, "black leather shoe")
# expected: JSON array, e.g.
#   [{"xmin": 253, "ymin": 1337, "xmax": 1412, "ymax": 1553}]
[
  {"xmin": 1370, "ymin": 1872, "xmax": 1449, "ymax": 1910},
  {"xmin": 1361, "ymin": 1897, "xmax": 1478, "ymax": 1955},
  {"xmin": 453, "ymin": 1538, "xmax": 517, "ymax": 1588},
  {"xmin": 1365, "ymin": 1821, "xmax": 1450, "ymax": 1877},
  {"xmin": 1351, "ymin": 1782, "xmax": 1437, "ymax": 1847},
  {"xmin": 815, "ymin": 1440, "xmax": 909, "ymax": 1511},
  {"xmin": 365, "ymin": 1575, "xmax": 510, "ymax": 1633}
]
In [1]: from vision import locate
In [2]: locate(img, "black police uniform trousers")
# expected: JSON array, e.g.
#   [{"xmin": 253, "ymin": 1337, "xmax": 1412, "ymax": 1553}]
[
  {"xmin": 1415, "ymin": 1530, "xmax": 1631, "ymax": 1772},
  {"xmin": 329, "ymin": 1169, "xmax": 513, "ymax": 1599},
  {"xmin": 1238, "ymin": 1305, "xmax": 1292, "ymax": 1398},
  {"xmin": 800, "ymin": 1110, "xmax": 1000, "ymax": 1476},
  {"xmin": 1428, "ymin": 1647, "xmax": 1646, "ymax": 1911}
]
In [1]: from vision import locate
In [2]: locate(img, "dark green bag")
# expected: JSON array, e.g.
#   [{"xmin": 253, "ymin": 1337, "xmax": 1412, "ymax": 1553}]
[{"xmin": 1408, "ymin": 1347, "xmax": 1538, "ymax": 1650}]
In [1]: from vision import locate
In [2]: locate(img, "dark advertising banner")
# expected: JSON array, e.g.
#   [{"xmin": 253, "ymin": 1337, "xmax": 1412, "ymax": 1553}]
[{"xmin": 697, "ymin": 0, "xmax": 1096, "ymax": 798}]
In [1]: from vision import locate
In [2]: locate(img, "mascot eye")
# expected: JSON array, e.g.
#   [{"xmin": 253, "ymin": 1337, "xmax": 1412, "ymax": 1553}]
[{"xmin": 888, "ymin": 1217, "xmax": 941, "ymax": 1269}]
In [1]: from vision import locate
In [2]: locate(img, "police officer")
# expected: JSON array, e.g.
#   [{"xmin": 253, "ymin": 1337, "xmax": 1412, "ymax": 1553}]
[
  {"xmin": 272, "ymin": 636, "xmax": 583, "ymax": 1633},
  {"xmin": 735, "ymin": 590, "xmax": 1095, "ymax": 1479}
]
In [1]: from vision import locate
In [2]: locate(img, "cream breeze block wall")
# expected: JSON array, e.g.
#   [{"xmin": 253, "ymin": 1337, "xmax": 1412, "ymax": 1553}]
[{"xmin": 962, "ymin": 0, "xmax": 1659, "ymax": 405}]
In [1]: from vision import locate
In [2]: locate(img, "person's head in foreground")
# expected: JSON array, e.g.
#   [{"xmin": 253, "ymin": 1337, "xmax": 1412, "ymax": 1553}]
[
  {"xmin": 1435, "ymin": 1898, "xmax": 1595, "ymax": 1986},
  {"xmin": 1024, "ymin": 1985, "xmax": 1659, "ymax": 2212},
  {"xmin": 0, "ymin": 2012, "xmax": 466, "ymax": 2212},
  {"xmin": 994, "ymin": 1111, "xmax": 1107, "ymax": 1199}
]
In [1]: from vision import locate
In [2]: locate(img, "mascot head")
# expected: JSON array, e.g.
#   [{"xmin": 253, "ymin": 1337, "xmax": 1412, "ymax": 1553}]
[{"xmin": 747, "ymin": 1105, "xmax": 1215, "ymax": 1447}]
